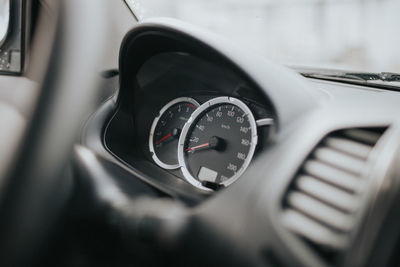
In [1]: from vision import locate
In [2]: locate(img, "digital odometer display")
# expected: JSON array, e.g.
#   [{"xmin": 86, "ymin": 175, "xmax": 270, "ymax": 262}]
[{"xmin": 178, "ymin": 97, "xmax": 257, "ymax": 190}]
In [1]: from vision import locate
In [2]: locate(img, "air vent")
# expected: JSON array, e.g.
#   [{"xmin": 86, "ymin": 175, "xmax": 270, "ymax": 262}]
[{"xmin": 282, "ymin": 128, "xmax": 386, "ymax": 262}]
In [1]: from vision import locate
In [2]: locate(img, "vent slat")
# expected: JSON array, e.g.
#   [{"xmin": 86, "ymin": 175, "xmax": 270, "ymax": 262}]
[
  {"xmin": 282, "ymin": 210, "xmax": 349, "ymax": 250},
  {"xmin": 288, "ymin": 192, "xmax": 355, "ymax": 232},
  {"xmin": 314, "ymin": 148, "xmax": 365, "ymax": 176},
  {"xmin": 325, "ymin": 137, "xmax": 372, "ymax": 160},
  {"xmin": 304, "ymin": 160, "xmax": 363, "ymax": 193},
  {"xmin": 296, "ymin": 175, "xmax": 359, "ymax": 213},
  {"xmin": 342, "ymin": 129, "xmax": 381, "ymax": 145}
]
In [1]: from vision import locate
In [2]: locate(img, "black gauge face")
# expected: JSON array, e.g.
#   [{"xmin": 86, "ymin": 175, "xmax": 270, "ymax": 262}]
[
  {"xmin": 178, "ymin": 97, "xmax": 257, "ymax": 190},
  {"xmin": 149, "ymin": 97, "xmax": 199, "ymax": 169}
]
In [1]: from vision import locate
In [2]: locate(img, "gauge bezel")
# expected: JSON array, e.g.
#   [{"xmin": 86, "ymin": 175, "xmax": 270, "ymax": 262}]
[
  {"xmin": 149, "ymin": 97, "xmax": 200, "ymax": 170},
  {"xmin": 178, "ymin": 96, "xmax": 258, "ymax": 190}
]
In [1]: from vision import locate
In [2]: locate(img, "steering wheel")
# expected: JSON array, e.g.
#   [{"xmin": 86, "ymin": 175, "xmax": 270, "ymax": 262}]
[{"xmin": 0, "ymin": 1, "xmax": 107, "ymax": 265}]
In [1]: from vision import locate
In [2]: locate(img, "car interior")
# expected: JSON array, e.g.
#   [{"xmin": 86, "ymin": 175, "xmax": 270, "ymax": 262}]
[{"xmin": 0, "ymin": 1, "xmax": 399, "ymax": 267}]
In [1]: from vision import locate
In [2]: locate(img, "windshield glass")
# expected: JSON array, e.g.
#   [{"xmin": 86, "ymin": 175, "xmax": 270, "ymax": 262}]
[{"xmin": 128, "ymin": 0, "xmax": 400, "ymax": 74}]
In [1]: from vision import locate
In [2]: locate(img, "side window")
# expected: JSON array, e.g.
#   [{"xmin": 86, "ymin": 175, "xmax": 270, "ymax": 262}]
[
  {"xmin": 0, "ymin": 0, "xmax": 25, "ymax": 75},
  {"xmin": 0, "ymin": 0, "xmax": 10, "ymax": 47}
]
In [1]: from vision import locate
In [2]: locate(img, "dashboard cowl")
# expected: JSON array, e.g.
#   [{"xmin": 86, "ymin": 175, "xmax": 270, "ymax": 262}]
[{"xmin": 117, "ymin": 17, "xmax": 318, "ymax": 130}]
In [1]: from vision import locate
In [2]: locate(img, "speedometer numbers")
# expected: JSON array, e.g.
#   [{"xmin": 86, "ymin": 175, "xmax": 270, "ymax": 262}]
[
  {"xmin": 150, "ymin": 96, "xmax": 263, "ymax": 191},
  {"xmin": 178, "ymin": 97, "xmax": 258, "ymax": 191},
  {"xmin": 149, "ymin": 97, "xmax": 199, "ymax": 170}
]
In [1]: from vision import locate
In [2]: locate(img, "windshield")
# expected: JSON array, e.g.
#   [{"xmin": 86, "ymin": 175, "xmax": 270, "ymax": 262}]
[{"xmin": 128, "ymin": 0, "xmax": 400, "ymax": 74}]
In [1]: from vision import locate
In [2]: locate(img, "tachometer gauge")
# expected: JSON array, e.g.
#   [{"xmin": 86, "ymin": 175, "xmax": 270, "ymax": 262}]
[
  {"xmin": 149, "ymin": 97, "xmax": 199, "ymax": 169},
  {"xmin": 178, "ymin": 97, "xmax": 257, "ymax": 190}
]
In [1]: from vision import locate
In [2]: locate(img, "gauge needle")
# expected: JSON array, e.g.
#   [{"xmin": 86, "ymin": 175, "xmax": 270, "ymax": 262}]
[
  {"xmin": 185, "ymin": 136, "xmax": 223, "ymax": 152},
  {"xmin": 185, "ymin": 142, "xmax": 210, "ymax": 152},
  {"xmin": 154, "ymin": 128, "xmax": 181, "ymax": 145},
  {"xmin": 154, "ymin": 133, "xmax": 172, "ymax": 145}
]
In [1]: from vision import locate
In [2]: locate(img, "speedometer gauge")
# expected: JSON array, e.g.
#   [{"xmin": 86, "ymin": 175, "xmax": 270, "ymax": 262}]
[
  {"xmin": 149, "ymin": 97, "xmax": 199, "ymax": 169},
  {"xmin": 178, "ymin": 97, "xmax": 257, "ymax": 190}
]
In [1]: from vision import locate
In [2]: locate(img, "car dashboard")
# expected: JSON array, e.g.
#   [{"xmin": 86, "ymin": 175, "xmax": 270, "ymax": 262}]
[{"xmin": 78, "ymin": 18, "xmax": 400, "ymax": 267}]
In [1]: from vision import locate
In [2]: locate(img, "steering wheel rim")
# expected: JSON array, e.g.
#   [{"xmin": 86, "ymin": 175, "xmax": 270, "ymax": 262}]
[{"xmin": 0, "ymin": 1, "xmax": 108, "ymax": 265}]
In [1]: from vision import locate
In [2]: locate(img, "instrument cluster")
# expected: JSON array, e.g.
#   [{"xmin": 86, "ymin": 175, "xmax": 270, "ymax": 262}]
[
  {"xmin": 149, "ymin": 96, "xmax": 273, "ymax": 191},
  {"xmin": 105, "ymin": 51, "xmax": 277, "ymax": 195}
]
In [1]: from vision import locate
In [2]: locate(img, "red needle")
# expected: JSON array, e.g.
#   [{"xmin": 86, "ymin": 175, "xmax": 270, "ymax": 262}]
[
  {"xmin": 155, "ymin": 133, "xmax": 172, "ymax": 145},
  {"xmin": 185, "ymin": 142, "xmax": 209, "ymax": 152}
]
